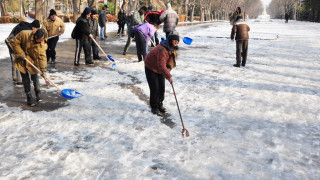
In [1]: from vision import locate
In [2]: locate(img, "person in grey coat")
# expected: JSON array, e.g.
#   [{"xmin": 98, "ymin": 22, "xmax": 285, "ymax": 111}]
[
  {"xmin": 98, "ymin": 6, "xmax": 107, "ymax": 40},
  {"xmin": 159, "ymin": 3, "xmax": 179, "ymax": 38},
  {"xmin": 89, "ymin": 10, "xmax": 101, "ymax": 60}
]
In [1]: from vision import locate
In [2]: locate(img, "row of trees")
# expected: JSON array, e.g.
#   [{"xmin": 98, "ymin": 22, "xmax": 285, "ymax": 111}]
[
  {"xmin": 1, "ymin": 0, "xmax": 264, "ymax": 23},
  {"xmin": 268, "ymin": 0, "xmax": 320, "ymax": 22}
]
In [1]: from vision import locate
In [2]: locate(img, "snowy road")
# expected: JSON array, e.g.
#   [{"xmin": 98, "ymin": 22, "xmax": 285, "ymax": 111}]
[{"xmin": 0, "ymin": 19, "xmax": 319, "ymax": 179}]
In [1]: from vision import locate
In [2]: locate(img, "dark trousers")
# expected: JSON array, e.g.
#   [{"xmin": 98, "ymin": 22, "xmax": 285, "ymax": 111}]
[
  {"xmin": 236, "ymin": 40, "xmax": 248, "ymax": 66},
  {"xmin": 117, "ymin": 23, "xmax": 125, "ymax": 35},
  {"xmin": 135, "ymin": 31, "xmax": 147, "ymax": 61},
  {"xmin": 89, "ymin": 38, "xmax": 99, "ymax": 59},
  {"xmin": 75, "ymin": 38, "xmax": 92, "ymax": 64},
  {"xmin": 145, "ymin": 66, "xmax": 165, "ymax": 109},
  {"xmin": 20, "ymin": 71, "xmax": 40, "ymax": 93},
  {"xmin": 47, "ymin": 36, "xmax": 59, "ymax": 60}
]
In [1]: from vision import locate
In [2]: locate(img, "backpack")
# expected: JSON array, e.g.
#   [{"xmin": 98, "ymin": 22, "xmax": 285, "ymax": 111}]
[
  {"xmin": 71, "ymin": 25, "xmax": 80, "ymax": 39},
  {"xmin": 144, "ymin": 11, "xmax": 161, "ymax": 25}
]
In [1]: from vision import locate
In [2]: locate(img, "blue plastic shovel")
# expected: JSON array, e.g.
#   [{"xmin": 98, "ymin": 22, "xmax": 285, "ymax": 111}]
[
  {"xmin": 158, "ymin": 33, "xmax": 193, "ymax": 45},
  {"xmin": 91, "ymin": 38, "xmax": 116, "ymax": 68},
  {"xmin": 24, "ymin": 58, "xmax": 83, "ymax": 99}
]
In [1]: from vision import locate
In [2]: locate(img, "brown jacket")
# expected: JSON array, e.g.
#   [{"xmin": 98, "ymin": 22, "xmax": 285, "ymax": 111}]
[
  {"xmin": 231, "ymin": 20, "xmax": 250, "ymax": 40},
  {"xmin": 11, "ymin": 30, "xmax": 47, "ymax": 74},
  {"xmin": 144, "ymin": 42, "xmax": 176, "ymax": 80},
  {"xmin": 42, "ymin": 16, "xmax": 65, "ymax": 37}
]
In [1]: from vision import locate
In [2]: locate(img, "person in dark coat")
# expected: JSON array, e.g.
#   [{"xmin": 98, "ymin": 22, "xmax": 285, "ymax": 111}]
[
  {"xmin": 144, "ymin": 30, "xmax": 179, "ymax": 115},
  {"xmin": 74, "ymin": 7, "xmax": 94, "ymax": 66},
  {"xmin": 230, "ymin": 16, "xmax": 250, "ymax": 67},
  {"xmin": 89, "ymin": 9, "xmax": 101, "ymax": 60},
  {"xmin": 285, "ymin": 13, "xmax": 289, "ymax": 23},
  {"xmin": 5, "ymin": 20, "xmax": 40, "ymax": 85},
  {"xmin": 98, "ymin": 6, "xmax": 107, "ymax": 40},
  {"xmin": 117, "ymin": 8, "xmax": 126, "ymax": 36},
  {"xmin": 159, "ymin": 3, "xmax": 179, "ymax": 38}
]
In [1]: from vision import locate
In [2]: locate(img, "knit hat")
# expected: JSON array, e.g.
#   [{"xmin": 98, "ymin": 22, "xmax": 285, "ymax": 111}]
[
  {"xmin": 91, "ymin": 9, "xmax": 98, "ymax": 15},
  {"xmin": 148, "ymin": 6, "xmax": 153, "ymax": 11},
  {"xmin": 31, "ymin": 20, "xmax": 40, "ymax": 28},
  {"xmin": 83, "ymin": 7, "xmax": 91, "ymax": 16},
  {"xmin": 49, "ymin": 9, "xmax": 57, "ymax": 16},
  {"xmin": 168, "ymin": 30, "xmax": 180, "ymax": 42}
]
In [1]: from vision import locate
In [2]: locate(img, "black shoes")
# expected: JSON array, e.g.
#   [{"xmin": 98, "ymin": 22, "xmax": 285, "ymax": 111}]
[
  {"xmin": 35, "ymin": 92, "xmax": 42, "ymax": 102},
  {"xmin": 151, "ymin": 108, "xmax": 161, "ymax": 116},
  {"xmin": 94, "ymin": 57, "xmax": 102, "ymax": 60},
  {"xmin": 159, "ymin": 106, "xmax": 166, "ymax": 113},
  {"xmin": 26, "ymin": 92, "xmax": 36, "ymax": 107},
  {"xmin": 85, "ymin": 61, "xmax": 94, "ymax": 65},
  {"xmin": 233, "ymin": 64, "xmax": 240, "ymax": 67},
  {"xmin": 123, "ymin": 52, "xmax": 126, "ymax": 55},
  {"xmin": 241, "ymin": 64, "xmax": 245, "ymax": 67},
  {"xmin": 100, "ymin": 38, "xmax": 105, "ymax": 40},
  {"xmin": 74, "ymin": 61, "xmax": 80, "ymax": 66}
]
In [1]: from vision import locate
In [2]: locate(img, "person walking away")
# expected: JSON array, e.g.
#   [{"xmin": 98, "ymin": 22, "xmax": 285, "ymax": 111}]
[
  {"xmin": 144, "ymin": 31, "xmax": 180, "ymax": 115},
  {"xmin": 98, "ymin": 6, "xmax": 107, "ymax": 40},
  {"xmin": 123, "ymin": 6, "xmax": 148, "ymax": 55},
  {"xmin": 5, "ymin": 20, "xmax": 40, "ymax": 85},
  {"xmin": 10, "ymin": 29, "xmax": 48, "ymax": 106},
  {"xmin": 159, "ymin": 3, "xmax": 179, "ymax": 39},
  {"xmin": 132, "ymin": 22, "xmax": 160, "ymax": 62},
  {"xmin": 285, "ymin": 13, "xmax": 289, "ymax": 23},
  {"xmin": 230, "ymin": 16, "xmax": 250, "ymax": 67},
  {"xmin": 42, "ymin": 9, "xmax": 65, "ymax": 64},
  {"xmin": 117, "ymin": 8, "xmax": 126, "ymax": 36},
  {"xmin": 89, "ymin": 9, "xmax": 101, "ymax": 60},
  {"xmin": 73, "ymin": 7, "xmax": 94, "ymax": 66}
]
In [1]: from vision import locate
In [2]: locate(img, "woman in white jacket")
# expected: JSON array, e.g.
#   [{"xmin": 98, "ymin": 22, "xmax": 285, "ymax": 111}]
[{"xmin": 159, "ymin": 3, "xmax": 179, "ymax": 38}]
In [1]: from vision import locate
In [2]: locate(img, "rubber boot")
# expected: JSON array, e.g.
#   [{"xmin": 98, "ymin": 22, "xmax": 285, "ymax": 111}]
[
  {"xmin": 26, "ymin": 92, "xmax": 36, "ymax": 107},
  {"xmin": 35, "ymin": 91, "xmax": 42, "ymax": 102}
]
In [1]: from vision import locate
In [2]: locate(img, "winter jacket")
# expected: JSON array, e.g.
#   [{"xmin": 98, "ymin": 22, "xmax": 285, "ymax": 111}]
[
  {"xmin": 11, "ymin": 30, "xmax": 47, "ymax": 74},
  {"xmin": 42, "ymin": 16, "xmax": 65, "ymax": 37},
  {"xmin": 8, "ymin": 22, "xmax": 33, "ymax": 37},
  {"xmin": 159, "ymin": 3, "xmax": 179, "ymax": 33},
  {"xmin": 117, "ymin": 11, "xmax": 126, "ymax": 25},
  {"xmin": 89, "ymin": 17, "xmax": 99, "ymax": 37},
  {"xmin": 132, "ymin": 23, "xmax": 156, "ymax": 43},
  {"xmin": 132, "ymin": 10, "xmax": 145, "ymax": 26},
  {"xmin": 144, "ymin": 40, "xmax": 177, "ymax": 80},
  {"xmin": 75, "ymin": 15, "xmax": 91, "ymax": 40},
  {"xmin": 98, "ymin": 10, "xmax": 106, "ymax": 27},
  {"xmin": 231, "ymin": 20, "xmax": 250, "ymax": 41}
]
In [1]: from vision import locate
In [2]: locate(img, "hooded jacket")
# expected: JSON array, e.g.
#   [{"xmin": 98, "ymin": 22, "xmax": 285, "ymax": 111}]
[
  {"xmin": 159, "ymin": 3, "xmax": 179, "ymax": 33},
  {"xmin": 42, "ymin": 16, "xmax": 65, "ymax": 37},
  {"xmin": 231, "ymin": 19, "xmax": 250, "ymax": 40},
  {"xmin": 144, "ymin": 40, "xmax": 177, "ymax": 80},
  {"xmin": 132, "ymin": 23, "xmax": 155, "ymax": 42},
  {"xmin": 11, "ymin": 30, "xmax": 47, "ymax": 74}
]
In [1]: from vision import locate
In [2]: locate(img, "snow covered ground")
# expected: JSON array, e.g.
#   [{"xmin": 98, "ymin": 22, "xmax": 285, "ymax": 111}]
[{"xmin": 0, "ymin": 19, "xmax": 320, "ymax": 179}]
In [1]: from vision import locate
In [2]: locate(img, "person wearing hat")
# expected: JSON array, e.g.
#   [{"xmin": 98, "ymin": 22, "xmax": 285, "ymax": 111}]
[
  {"xmin": 117, "ymin": 8, "xmax": 126, "ymax": 36},
  {"xmin": 89, "ymin": 9, "xmax": 101, "ymax": 60},
  {"xmin": 73, "ymin": 7, "xmax": 94, "ymax": 66},
  {"xmin": 10, "ymin": 29, "xmax": 48, "ymax": 106},
  {"xmin": 144, "ymin": 30, "xmax": 180, "ymax": 115},
  {"xmin": 42, "ymin": 9, "xmax": 65, "ymax": 64},
  {"xmin": 230, "ymin": 15, "xmax": 250, "ymax": 67},
  {"xmin": 5, "ymin": 19, "xmax": 40, "ymax": 85}
]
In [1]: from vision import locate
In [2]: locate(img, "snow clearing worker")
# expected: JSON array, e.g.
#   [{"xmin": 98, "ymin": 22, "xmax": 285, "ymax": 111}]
[
  {"xmin": 144, "ymin": 30, "xmax": 179, "ymax": 115},
  {"xmin": 89, "ymin": 9, "xmax": 101, "ymax": 60},
  {"xmin": 10, "ymin": 29, "xmax": 48, "ymax": 107},
  {"xmin": 5, "ymin": 19, "xmax": 40, "ymax": 85},
  {"xmin": 42, "ymin": 9, "xmax": 65, "ymax": 64},
  {"xmin": 72, "ymin": 7, "xmax": 94, "ymax": 66},
  {"xmin": 231, "ymin": 16, "xmax": 250, "ymax": 67}
]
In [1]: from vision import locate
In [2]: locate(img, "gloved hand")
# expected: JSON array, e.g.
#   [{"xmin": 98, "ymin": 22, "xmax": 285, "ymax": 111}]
[{"xmin": 41, "ymin": 71, "xmax": 47, "ymax": 79}]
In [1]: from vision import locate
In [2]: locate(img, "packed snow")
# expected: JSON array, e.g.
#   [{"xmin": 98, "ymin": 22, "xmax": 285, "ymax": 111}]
[{"xmin": 0, "ymin": 18, "xmax": 319, "ymax": 179}]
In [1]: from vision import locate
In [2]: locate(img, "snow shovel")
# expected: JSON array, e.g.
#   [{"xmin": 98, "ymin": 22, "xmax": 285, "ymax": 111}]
[
  {"xmin": 157, "ymin": 32, "xmax": 193, "ymax": 45},
  {"xmin": 24, "ymin": 57, "xmax": 83, "ymax": 99},
  {"xmin": 47, "ymin": 34, "xmax": 59, "ymax": 39},
  {"xmin": 90, "ymin": 37, "xmax": 116, "ymax": 68},
  {"xmin": 171, "ymin": 83, "xmax": 189, "ymax": 137}
]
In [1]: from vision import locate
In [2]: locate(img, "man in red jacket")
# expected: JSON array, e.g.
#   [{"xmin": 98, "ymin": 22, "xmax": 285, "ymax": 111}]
[
  {"xmin": 231, "ymin": 16, "xmax": 250, "ymax": 67},
  {"xmin": 144, "ymin": 31, "xmax": 179, "ymax": 115}
]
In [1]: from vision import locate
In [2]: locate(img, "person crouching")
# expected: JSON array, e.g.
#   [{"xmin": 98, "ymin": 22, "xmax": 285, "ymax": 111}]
[
  {"xmin": 144, "ymin": 31, "xmax": 179, "ymax": 115},
  {"xmin": 11, "ymin": 29, "xmax": 48, "ymax": 106}
]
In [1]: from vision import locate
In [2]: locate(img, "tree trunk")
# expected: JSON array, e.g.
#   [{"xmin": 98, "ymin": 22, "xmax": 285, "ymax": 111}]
[
  {"xmin": 190, "ymin": 4, "xmax": 195, "ymax": 22},
  {"xmin": 114, "ymin": 0, "xmax": 118, "ymax": 15},
  {"xmin": 35, "ymin": 0, "xmax": 43, "ymax": 22},
  {"xmin": 88, "ymin": 0, "xmax": 97, "ymax": 10},
  {"xmin": 0, "ymin": 0, "xmax": 6, "ymax": 17},
  {"xmin": 121, "ymin": 0, "xmax": 129, "ymax": 11},
  {"xmin": 73, "ymin": 0, "xmax": 79, "ymax": 23}
]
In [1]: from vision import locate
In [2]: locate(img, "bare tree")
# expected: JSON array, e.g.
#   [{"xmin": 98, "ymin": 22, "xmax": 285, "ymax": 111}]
[
  {"xmin": 35, "ymin": 0, "xmax": 43, "ymax": 22},
  {"xmin": 73, "ymin": 0, "xmax": 79, "ymax": 23},
  {"xmin": 88, "ymin": 0, "xmax": 98, "ymax": 10},
  {"xmin": 0, "ymin": 0, "xmax": 6, "ymax": 17}
]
